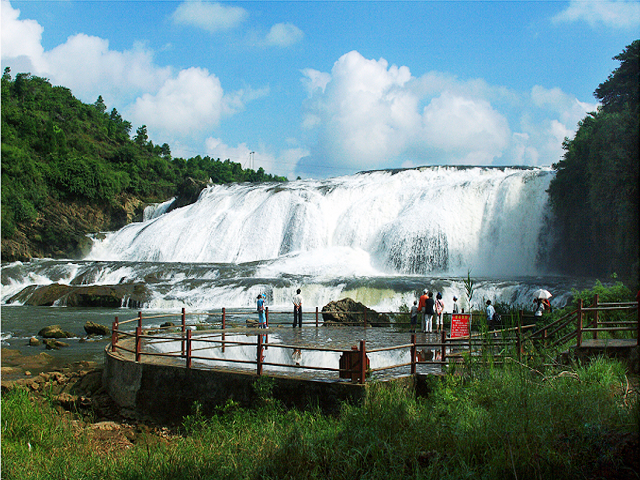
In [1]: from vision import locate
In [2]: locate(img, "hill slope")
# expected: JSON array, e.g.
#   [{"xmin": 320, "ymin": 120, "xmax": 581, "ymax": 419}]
[{"xmin": 1, "ymin": 69, "xmax": 286, "ymax": 261}]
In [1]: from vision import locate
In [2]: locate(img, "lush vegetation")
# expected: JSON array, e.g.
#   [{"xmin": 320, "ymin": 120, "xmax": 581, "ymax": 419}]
[
  {"xmin": 2, "ymin": 355, "xmax": 637, "ymax": 480},
  {"xmin": 548, "ymin": 40, "xmax": 639, "ymax": 282},
  {"xmin": 1, "ymin": 68, "xmax": 286, "ymax": 257}
]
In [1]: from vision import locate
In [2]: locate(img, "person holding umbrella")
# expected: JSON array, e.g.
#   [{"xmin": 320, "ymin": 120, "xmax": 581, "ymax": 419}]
[{"xmin": 533, "ymin": 289, "xmax": 552, "ymax": 316}]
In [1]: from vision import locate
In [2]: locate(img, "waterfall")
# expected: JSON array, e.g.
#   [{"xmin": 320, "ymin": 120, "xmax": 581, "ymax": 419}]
[
  {"xmin": 88, "ymin": 167, "xmax": 554, "ymax": 277},
  {"xmin": 3, "ymin": 167, "xmax": 570, "ymax": 312}
]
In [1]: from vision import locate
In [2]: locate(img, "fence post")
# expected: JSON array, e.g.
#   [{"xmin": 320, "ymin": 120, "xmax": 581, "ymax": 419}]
[
  {"xmin": 316, "ymin": 307, "xmax": 319, "ymax": 327},
  {"xmin": 410, "ymin": 333, "xmax": 418, "ymax": 374},
  {"xmin": 138, "ymin": 311, "xmax": 143, "ymax": 330},
  {"xmin": 181, "ymin": 307, "xmax": 186, "ymax": 356},
  {"xmin": 135, "ymin": 326, "xmax": 142, "ymax": 362},
  {"xmin": 440, "ymin": 328, "xmax": 446, "ymax": 363},
  {"xmin": 637, "ymin": 298, "xmax": 640, "ymax": 347},
  {"xmin": 265, "ymin": 307, "xmax": 269, "ymax": 328},
  {"xmin": 592, "ymin": 294, "xmax": 599, "ymax": 340},
  {"xmin": 111, "ymin": 317, "xmax": 119, "ymax": 352},
  {"xmin": 222, "ymin": 307, "xmax": 226, "ymax": 329},
  {"xmin": 359, "ymin": 340, "xmax": 367, "ymax": 384},
  {"xmin": 577, "ymin": 299, "xmax": 583, "ymax": 348},
  {"xmin": 517, "ymin": 312, "xmax": 522, "ymax": 362},
  {"xmin": 186, "ymin": 329, "xmax": 192, "ymax": 369},
  {"xmin": 257, "ymin": 334, "xmax": 264, "ymax": 376}
]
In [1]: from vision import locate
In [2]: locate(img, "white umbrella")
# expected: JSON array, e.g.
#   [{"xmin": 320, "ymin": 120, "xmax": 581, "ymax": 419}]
[{"xmin": 533, "ymin": 289, "xmax": 552, "ymax": 300}]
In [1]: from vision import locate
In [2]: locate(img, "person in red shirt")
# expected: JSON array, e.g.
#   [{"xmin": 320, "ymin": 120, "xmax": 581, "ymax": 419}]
[{"xmin": 417, "ymin": 289, "xmax": 429, "ymax": 333}]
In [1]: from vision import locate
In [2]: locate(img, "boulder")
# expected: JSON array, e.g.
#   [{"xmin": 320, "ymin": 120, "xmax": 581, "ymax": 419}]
[
  {"xmin": 84, "ymin": 321, "xmax": 111, "ymax": 336},
  {"xmin": 43, "ymin": 339, "xmax": 70, "ymax": 350},
  {"xmin": 38, "ymin": 325, "xmax": 74, "ymax": 339},
  {"xmin": 29, "ymin": 337, "xmax": 41, "ymax": 347},
  {"xmin": 321, "ymin": 298, "xmax": 390, "ymax": 326},
  {"xmin": 8, "ymin": 283, "xmax": 151, "ymax": 308}
]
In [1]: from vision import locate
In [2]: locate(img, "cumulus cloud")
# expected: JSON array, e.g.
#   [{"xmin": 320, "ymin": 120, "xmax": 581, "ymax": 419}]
[
  {"xmin": 130, "ymin": 67, "xmax": 225, "ymax": 137},
  {"xmin": 1, "ymin": 1, "xmax": 171, "ymax": 105},
  {"xmin": 44, "ymin": 35, "xmax": 172, "ymax": 104},
  {"xmin": 553, "ymin": 0, "xmax": 640, "ymax": 28},
  {"xmin": 421, "ymin": 92, "xmax": 510, "ymax": 163},
  {"xmin": 171, "ymin": 1, "xmax": 248, "ymax": 33},
  {"xmin": 1, "ymin": 0, "xmax": 44, "ymax": 63},
  {"xmin": 298, "ymin": 50, "xmax": 595, "ymax": 176},
  {"xmin": 265, "ymin": 23, "xmax": 304, "ymax": 47}
]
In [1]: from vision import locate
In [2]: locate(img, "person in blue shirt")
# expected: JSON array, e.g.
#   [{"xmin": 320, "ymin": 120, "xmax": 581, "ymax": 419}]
[{"xmin": 257, "ymin": 294, "xmax": 267, "ymax": 328}]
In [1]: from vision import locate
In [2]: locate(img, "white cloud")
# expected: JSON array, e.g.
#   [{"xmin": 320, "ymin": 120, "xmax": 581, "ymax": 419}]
[
  {"xmin": 171, "ymin": 1, "xmax": 248, "ymax": 33},
  {"xmin": 301, "ymin": 68, "xmax": 331, "ymax": 95},
  {"xmin": 553, "ymin": 0, "xmax": 640, "ymax": 28},
  {"xmin": 44, "ymin": 35, "xmax": 172, "ymax": 104},
  {"xmin": 130, "ymin": 67, "xmax": 225, "ymax": 137},
  {"xmin": 1, "ymin": 0, "xmax": 44, "ymax": 62},
  {"xmin": 421, "ymin": 92, "xmax": 510, "ymax": 163},
  {"xmin": 265, "ymin": 23, "xmax": 304, "ymax": 47},
  {"xmin": 299, "ymin": 50, "xmax": 594, "ymax": 175}
]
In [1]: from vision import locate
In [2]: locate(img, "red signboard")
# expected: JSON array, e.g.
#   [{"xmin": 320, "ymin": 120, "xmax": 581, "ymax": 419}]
[{"xmin": 451, "ymin": 313, "xmax": 471, "ymax": 338}]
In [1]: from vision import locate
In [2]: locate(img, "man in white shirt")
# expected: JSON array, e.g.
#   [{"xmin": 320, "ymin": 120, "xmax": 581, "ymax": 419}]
[{"xmin": 293, "ymin": 288, "xmax": 303, "ymax": 327}]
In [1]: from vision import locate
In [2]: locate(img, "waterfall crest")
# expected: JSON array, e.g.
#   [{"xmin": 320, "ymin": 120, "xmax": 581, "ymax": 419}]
[{"xmin": 89, "ymin": 167, "xmax": 554, "ymax": 277}]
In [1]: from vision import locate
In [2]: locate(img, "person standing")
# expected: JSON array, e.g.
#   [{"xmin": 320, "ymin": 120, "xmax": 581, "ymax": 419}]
[
  {"xmin": 257, "ymin": 294, "xmax": 267, "ymax": 328},
  {"xmin": 435, "ymin": 292, "xmax": 445, "ymax": 333},
  {"xmin": 410, "ymin": 300, "xmax": 419, "ymax": 332},
  {"xmin": 425, "ymin": 291, "xmax": 435, "ymax": 333},
  {"xmin": 452, "ymin": 296, "xmax": 459, "ymax": 314},
  {"xmin": 292, "ymin": 288, "xmax": 303, "ymax": 327},
  {"xmin": 417, "ymin": 289, "xmax": 429, "ymax": 332},
  {"xmin": 486, "ymin": 300, "xmax": 496, "ymax": 331}
]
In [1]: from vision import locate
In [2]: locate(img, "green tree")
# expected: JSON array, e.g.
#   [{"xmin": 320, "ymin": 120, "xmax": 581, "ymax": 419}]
[{"xmin": 548, "ymin": 40, "xmax": 639, "ymax": 281}]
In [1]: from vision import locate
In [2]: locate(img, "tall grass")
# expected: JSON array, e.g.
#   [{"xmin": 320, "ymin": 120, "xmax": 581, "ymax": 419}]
[{"xmin": 2, "ymin": 356, "xmax": 637, "ymax": 480}]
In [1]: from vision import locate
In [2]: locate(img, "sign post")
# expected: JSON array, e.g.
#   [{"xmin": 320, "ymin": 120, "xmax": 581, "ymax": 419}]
[{"xmin": 451, "ymin": 313, "xmax": 471, "ymax": 338}]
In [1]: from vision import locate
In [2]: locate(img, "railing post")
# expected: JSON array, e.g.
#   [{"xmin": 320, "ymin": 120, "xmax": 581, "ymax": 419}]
[
  {"xmin": 517, "ymin": 312, "xmax": 522, "ymax": 362},
  {"xmin": 359, "ymin": 340, "xmax": 367, "ymax": 384},
  {"xmin": 265, "ymin": 307, "xmax": 269, "ymax": 328},
  {"xmin": 135, "ymin": 326, "xmax": 142, "ymax": 362},
  {"xmin": 138, "ymin": 311, "xmax": 143, "ymax": 330},
  {"xmin": 316, "ymin": 307, "xmax": 319, "ymax": 327},
  {"xmin": 181, "ymin": 307, "xmax": 186, "ymax": 356},
  {"xmin": 111, "ymin": 317, "xmax": 119, "ymax": 352},
  {"xmin": 577, "ymin": 299, "xmax": 583, "ymax": 347},
  {"xmin": 410, "ymin": 334, "xmax": 416, "ymax": 374},
  {"xmin": 186, "ymin": 329, "xmax": 192, "ymax": 369},
  {"xmin": 440, "ymin": 328, "xmax": 446, "ymax": 363},
  {"xmin": 222, "ymin": 307, "xmax": 226, "ymax": 329},
  {"xmin": 257, "ymin": 334, "xmax": 264, "ymax": 376},
  {"xmin": 592, "ymin": 294, "xmax": 599, "ymax": 340},
  {"xmin": 637, "ymin": 298, "xmax": 640, "ymax": 347}
]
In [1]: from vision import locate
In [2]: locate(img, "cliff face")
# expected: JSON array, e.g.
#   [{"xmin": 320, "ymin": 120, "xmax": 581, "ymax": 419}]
[{"xmin": 1, "ymin": 195, "xmax": 145, "ymax": 262}]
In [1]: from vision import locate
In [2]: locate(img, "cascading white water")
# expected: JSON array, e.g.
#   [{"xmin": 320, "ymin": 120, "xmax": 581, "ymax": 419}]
[
  {"xmin": 3, "ymin": 167, "xmax": 571, "ymax": 313},
  {"xmin": 89, "ymin": 167, "xmax": 554, "ymax": 278}
]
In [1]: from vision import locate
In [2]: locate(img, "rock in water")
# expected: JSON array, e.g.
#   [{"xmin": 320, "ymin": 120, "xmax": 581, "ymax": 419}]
[
  {"xmin": 84, "ymin": 321, "xmax": 111, "ymax": 336},
  {"xmin": 38, "ymin": 325, "xmax": 74, "ymax": 338},
  {"xmin": 321, "ymin": 298, "xmax": 390, "ymax": 326}
]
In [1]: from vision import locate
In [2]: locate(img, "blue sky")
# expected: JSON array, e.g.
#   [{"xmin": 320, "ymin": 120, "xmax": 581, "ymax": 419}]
[{"xmin": 2, "ymin": 1, "xmax": 638, "ymax": 178}]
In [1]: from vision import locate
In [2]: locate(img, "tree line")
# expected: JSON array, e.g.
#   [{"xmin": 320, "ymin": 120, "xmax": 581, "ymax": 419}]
[
  {"xmin": 547, "ymin": 40, "xmax": 639, "ymax": 283},
  {"xmin": 1, "ymin": 68, "xmax": 287, "ymax": 245}
]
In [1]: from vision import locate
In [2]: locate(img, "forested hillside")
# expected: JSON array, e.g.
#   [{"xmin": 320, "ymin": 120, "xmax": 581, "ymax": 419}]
[
  {"xmin": 0, "ymin": 69, "xmax": 286, "ymax": 261},
  {"xmin": 548, "ymin": 40, "xmax": 639, "ymax": 282}
]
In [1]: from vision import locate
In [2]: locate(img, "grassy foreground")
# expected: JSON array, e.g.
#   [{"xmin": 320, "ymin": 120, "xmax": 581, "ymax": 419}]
[{"xmin": 2, "ymin": 357, "xmax": 638, "ymax": 480}]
